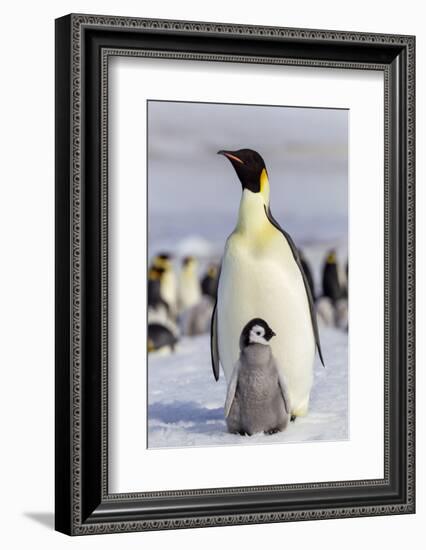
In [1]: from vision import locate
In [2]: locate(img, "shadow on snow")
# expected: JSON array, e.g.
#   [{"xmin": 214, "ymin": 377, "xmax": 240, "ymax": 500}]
[{"xmin": 148, "ymin": 400, "xmax": 224, "ymax": 425}]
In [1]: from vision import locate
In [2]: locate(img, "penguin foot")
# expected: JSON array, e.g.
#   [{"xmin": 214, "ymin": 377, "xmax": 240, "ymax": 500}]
[
  {"xmin": 228, "ymin": 429, "xmax": 245, "ymax": 436},
  {"xmin": 290, "ymin": 415, "xmax": 296, "ymax": 422},
  {"xmin": 265, "ymin": 428, "xmax": 280, "ymax": 435}
]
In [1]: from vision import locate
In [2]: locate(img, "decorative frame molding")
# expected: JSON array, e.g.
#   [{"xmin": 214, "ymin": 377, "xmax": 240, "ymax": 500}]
[{"xmin": 55, "ymin": 14, "xmax": 415, "ymax": 535}]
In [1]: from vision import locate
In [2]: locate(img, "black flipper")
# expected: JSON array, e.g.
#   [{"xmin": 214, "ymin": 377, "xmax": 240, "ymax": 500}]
[
  {"xmin": 210, "ymin": 300, "xmax": 220, "ymax": 381},
  {"xmin": 210, "ymin": 261, "xmax": 222, "ymax": 380},
  {"xmin": 264, "ymin": 205, "xmax": 325, "ymax": 367}
]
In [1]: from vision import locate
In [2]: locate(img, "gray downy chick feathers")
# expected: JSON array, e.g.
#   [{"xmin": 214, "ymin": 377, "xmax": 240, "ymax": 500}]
[{"xmin": 225, "ymin": 319, "xmax": 291, "ymax": 436}]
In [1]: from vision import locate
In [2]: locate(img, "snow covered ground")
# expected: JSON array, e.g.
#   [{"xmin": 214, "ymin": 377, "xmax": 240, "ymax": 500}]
[{"xmin": 148, "ymin": 326, "xmax": 348, "ymax": 449}]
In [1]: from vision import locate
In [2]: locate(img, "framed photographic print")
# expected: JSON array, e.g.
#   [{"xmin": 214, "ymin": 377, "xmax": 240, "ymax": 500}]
[{"xmin": 55, "ymin": 14, "xmax": 415, "ymax": 535}]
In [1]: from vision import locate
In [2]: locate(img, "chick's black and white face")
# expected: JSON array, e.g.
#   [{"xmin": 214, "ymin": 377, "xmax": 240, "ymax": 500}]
[
  {"xmin": 249, "ymin": 324, "xmax": 269, "ymax": 345},
  {"xmin": 240, "ymin": 318, "xmax": 276, "ymax": 349}
]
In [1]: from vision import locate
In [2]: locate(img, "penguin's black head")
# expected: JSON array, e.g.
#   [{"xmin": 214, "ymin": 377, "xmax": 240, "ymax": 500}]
[
  {"xmin": 153, "ymin": 253, "xmax": 173, "ymax": 270},
  {"xmin": 326, "ymin": 249, "xmax": 337, "ymax": 264},
  {"xmin": 218, "ymin": 149, "xmax": 267, "ymax": 193},
  {"xmin": 182, "ymin": 255, "xmax": 194, "ymax": 266},
  {"xmin": 182, "ymin": 256, "xmax": 198, "ymax": 271},
  {"xmin": 240, "ymin": 318, "xmax": 276, "ymax": 349}
]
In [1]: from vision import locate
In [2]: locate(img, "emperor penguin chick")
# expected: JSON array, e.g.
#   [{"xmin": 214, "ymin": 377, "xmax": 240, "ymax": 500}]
[{"xmin": 225, "ymin": 319, "xmax": 291, "ymax": 436}]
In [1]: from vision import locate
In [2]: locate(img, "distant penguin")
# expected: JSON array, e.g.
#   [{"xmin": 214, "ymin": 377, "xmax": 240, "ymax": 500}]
[
  {"xmin": 299, "ymin": 250, "xmax": 315, "ymax": 301},
  {"xmin": 147, "ymin": 267, "xmax": 170, "ymax": 324},
  {"xmin": 341, "ymin": 259, "xmax": 349, "ymax": 299},
  {"xmin": 178, "ymin": 256, "xmax": 201, "ymax": 313},
  {"xmin": 224, "ymin": 319, "xmax": 291, "ymax": 435},
  {"xmin": 180, "ymin": 295, "xmax": 214, "ymax": 336},
  {"xmin": 201, "ymin": 264, "xmax": 219, "ymax": 300},
  {"xmin": 316, "ymin": 296, "xmax": 335, "ymax": 327},
  {"xmin": 335, "ymin": 298, "xmax": 349, "ymax": 331},
  {"xmin": 322, "ymin": 250, "xmax": 342, "ymax": 303},
  {"xmin": 147, "ymin": 323, "xmax": 178, "ymax": 354},
  {"xmin": 212, "ymin": 149, "xmax": 323, "ymax": 419},
  {"xmin": 152, "ymin": 253, "xmax": 178, "ymax": 317}
]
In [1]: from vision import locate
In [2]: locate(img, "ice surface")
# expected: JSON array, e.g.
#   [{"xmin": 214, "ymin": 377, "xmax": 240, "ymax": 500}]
[{"xmin": 148, "ymin": 326, "xmax": 348, "ymax": 449}]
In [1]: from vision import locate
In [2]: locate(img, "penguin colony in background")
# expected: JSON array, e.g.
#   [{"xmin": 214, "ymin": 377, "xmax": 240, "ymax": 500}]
[
  {"xmin": 316, "ymin": 249, "xmax": 348, "ymax": 331},
  {"xmin": 147, "ymin": 248, "xmax": 347, "ymax": 340},
  {"xmin": 147, "ymin": 253, "xmax": 220, "ymax": 353}
]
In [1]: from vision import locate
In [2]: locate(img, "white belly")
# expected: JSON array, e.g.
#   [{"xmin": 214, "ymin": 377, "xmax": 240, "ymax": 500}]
[
  {"xmin": 217, "ymin": 232, "xmax": 315, "ymax": 414},
  {"xmin": 161, "ymin": 271, "xmax": 177, "ymax": 311},
  {"xmin": 178, "ymin": 274, "xmax": 201, "ymax": 312}
]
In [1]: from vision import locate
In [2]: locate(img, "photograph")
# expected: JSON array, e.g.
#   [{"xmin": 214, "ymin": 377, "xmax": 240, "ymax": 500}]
[
  {"xmin": 52, "ymin": 10, "xmax": 415, "ymax": 537},
  {"xmin": 147, "ymin": 100, "xmax": 349, "ymax": 449}
]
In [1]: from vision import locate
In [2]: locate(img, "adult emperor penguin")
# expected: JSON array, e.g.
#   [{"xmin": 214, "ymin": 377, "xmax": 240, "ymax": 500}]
[
  {"xmin": 148, "ymin": 267, "xmax": 180, "ymax": 337},
  {"xmin": 151, "ymin": 253, "xmax": 178, "ymax": 318},
  {"xmin": 201, "ymin": 264, "xmax": 219, "ymax": 300},
  {"xmin": 322, "ymin": 249, "xmax": 342, "ymax": 304},
  {"xmin": 178, "ymin": 256, "xmax": 202, "ymax": 313},
  {"xmin": 211, "ymin": 149, "xmax": 324, "ymax": 418},
  {"xmin": 148, "ymin": 267, "xmax": 170, "ymax": 323},
  {"xmin": 148, "ymin": 323, "xmax": 178, "ymax": 354}
]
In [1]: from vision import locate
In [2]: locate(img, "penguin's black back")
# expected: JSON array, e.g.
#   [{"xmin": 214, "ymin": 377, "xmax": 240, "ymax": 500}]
[
  {"xmin": 201, "ymin": 273, "xmax": 218, "ymax": 300},
  {"xmin": 148, "ymin": 279, "xmax": 169, "ymax": 311},
  {"xmin": 300, "ymin": 256, "xmax": 315, "ymax": 301},
  {"xmin": 148, "ymin": 323, "xmax": 177, "ymax": 352},
  {"xmin": 322, "ymin": 262, "xmax": 341, "ymax": 303}
]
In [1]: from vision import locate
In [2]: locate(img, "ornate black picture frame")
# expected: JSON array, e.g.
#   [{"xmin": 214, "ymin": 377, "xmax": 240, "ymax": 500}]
[{"xmin": 55, "ymin": 14, "xmax": 415, "ymax": 535}]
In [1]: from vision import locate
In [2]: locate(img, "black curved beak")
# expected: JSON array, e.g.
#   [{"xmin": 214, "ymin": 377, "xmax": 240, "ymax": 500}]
[{"xmin": 217, "ymin": 150, "xmax": 244, "ymax": 164}]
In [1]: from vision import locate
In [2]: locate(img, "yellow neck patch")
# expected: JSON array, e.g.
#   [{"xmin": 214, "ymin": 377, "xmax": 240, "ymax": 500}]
[
  {"xmin": 235, "ymin": 168, "xmax": 275, "ymax": 245},
  {"xmin": 236, "ymin": 189, "xmax": 277, "ymax": 246},
  {"xmin": 207, "ymin": 267, "xmax": 217, "ymax": 277},
  {"xmin": 148, "ymin": 268, "xmax": 161, "ymax": 281},
  {"xmin": 259, "ymin": 168, "xmax": 270, "ymax": 205},
  {"xmin": 154, "ymin": 257, "xmax": 171, "ymax": 270}
]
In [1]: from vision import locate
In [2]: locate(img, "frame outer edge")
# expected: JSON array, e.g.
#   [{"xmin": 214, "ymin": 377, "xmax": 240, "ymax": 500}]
[
  {"xmin": 405, "ymin": 35, "xmax": 415, "ymax": 513},
  {"xmin": 60, "ymin": 13, "xmax": 416, "ymax": 535},
  {"xmin": 55, "ymin": 14, "xmax": 73, "ymax": 536},
  {"xmin": 70, "ymin": 12, "xmax": 84, "ymax": 536}
]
